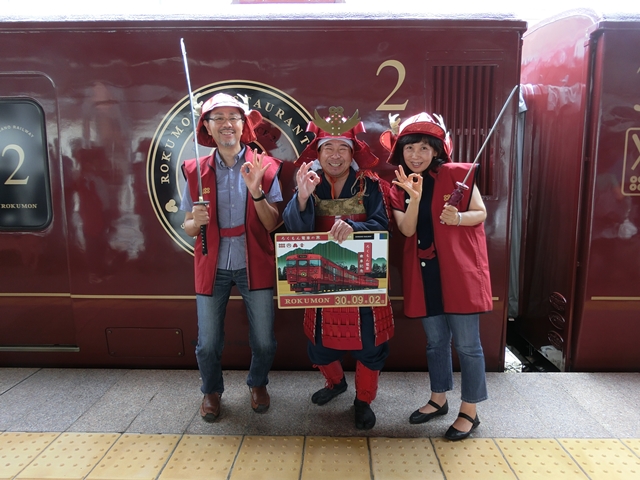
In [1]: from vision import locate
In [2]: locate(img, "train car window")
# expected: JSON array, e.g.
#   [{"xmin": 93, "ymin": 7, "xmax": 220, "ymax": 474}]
[
  {"xmin": 432, "ymin": 64, "xmax": 497, "ymax": 196},
  {"xmin": 286, "ymin": 259, "xmax": 296, "ymax": 267},
  {"xmin": 298, "ymin": 260, "xmax": 308, "ymax": 266},
  {"xmin": 0, "ymin": 99, "xmax": 52, "ymax": 230},
  {"xmin": 310, "ymin": 259, "xmax": 321, "ymax": 266}
]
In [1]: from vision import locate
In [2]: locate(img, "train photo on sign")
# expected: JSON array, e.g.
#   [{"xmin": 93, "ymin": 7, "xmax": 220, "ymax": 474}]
[{"xmin": 285, "ymin": 253, "xmax": 379, "ymax": 294}]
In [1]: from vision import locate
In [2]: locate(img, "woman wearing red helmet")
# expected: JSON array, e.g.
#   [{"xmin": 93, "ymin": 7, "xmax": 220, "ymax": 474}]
[{"xmin": 380, "ymin": 113, "xmax": 492, "ymax": 441}]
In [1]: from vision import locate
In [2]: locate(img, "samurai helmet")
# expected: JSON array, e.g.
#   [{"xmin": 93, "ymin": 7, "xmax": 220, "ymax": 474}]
[
  {"xmin": 379, "ymin": 112, "xmax": 453, "ymax": 165},
  {"xmin": 295, "ymin": 106, "xmax": 379, "ymax": 168},
  {"xmin": 196, "ymin": 92, "xmax": 263, "ymax": 148}
]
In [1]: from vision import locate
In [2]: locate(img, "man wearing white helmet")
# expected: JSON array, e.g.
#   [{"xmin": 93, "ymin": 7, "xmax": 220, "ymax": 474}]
[{"xmin": 181, "ymin": 93, "xmax": 282, "ymax": 422}]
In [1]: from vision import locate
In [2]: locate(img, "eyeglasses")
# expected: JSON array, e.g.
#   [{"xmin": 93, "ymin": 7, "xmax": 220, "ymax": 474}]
[{"xmin": 206, "ymin": 115, "xmax": 244, "ymax": 124}]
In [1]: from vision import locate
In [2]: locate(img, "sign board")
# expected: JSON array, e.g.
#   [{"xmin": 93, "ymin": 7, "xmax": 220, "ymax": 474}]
[{"xmin": 275, "ymin": 231, "xmax": 389, "ymax": 309}]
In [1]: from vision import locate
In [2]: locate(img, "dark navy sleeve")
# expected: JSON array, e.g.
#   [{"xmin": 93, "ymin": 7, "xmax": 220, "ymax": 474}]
[
  {"xmin": 344, "ymin": 178, "xmax": 389, "ymax": 232},
  {"xmin": 283, "ymin": 191, "xmax": 316, "ymax": 233}
]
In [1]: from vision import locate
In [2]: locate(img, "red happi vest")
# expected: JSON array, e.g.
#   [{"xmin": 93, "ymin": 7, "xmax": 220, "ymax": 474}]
[
  {"xmin": 391, "ymin": 163, "xmax": 493, "ymax": 318},
  {"xmin": 182, "ymin": 148, "xmax": 282, "ymax": 295}
]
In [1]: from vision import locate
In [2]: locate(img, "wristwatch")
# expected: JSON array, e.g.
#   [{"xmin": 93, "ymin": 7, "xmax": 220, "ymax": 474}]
[{"xmin": 251, "ymin": 189, "xmax": 266, "ymax": 202}]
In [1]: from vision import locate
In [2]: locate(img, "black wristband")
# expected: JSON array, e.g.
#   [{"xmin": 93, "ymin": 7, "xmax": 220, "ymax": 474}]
[{"xmin": 251, "ymin": 189, "xmax": 266, "ymax": 202}]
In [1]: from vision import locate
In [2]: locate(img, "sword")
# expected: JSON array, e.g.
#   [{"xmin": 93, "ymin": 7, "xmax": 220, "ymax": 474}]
[
  {"xmin": 446, "ymin": 85, "xmax": 519, "ymax": 208},
  {"xmin": 180, "ymin": 38, "xmax": 209, "ymax": 255}
]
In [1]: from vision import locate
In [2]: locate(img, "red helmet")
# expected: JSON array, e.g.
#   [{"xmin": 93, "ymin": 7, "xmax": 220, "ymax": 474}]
[
  {"xmin": 379, "ymin": 112, "xmax": 453, "ymax": 165},
  {"xmin": 195, "ymin": 93, "xmax": 263, "ymax": 148},
  {"xmin": 295, "ymin": 106, "xmax": 378, "ymax": 168}
]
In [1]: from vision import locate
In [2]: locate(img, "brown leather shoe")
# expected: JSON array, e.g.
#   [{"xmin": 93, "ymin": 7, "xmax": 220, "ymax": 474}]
[
  {"xmin": 200, "ymin": 393, "xmax": 220, "ymax": 422},
  {"xmin": 250, "ymin": 386, "xmax": 270, "ymax": 413}
]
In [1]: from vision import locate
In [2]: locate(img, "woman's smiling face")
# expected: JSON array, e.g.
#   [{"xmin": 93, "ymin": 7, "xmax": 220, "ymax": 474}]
[{"xmin": 402, "ymin": 141, "xmax": 437, "ymax": 174}]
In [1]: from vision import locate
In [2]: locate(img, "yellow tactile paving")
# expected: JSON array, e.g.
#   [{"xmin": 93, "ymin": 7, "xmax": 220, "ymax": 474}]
[
  {"xmin": 4, "ymin": 432, "xmax": 640, "ymax": 479},
  {"xmin": 158, "ymin": 435, "xmax": 241, "ymax": 480},
  {"xmin": 230, "ymin": 436, "xmax": 304, "ymax": 480},
  {"xmin": 621, "ymin": 438, "xmax": 640, "ymax": 457},
  {"xmin": 301, "ymin": 437, "xmax": 370, "ymax": 480},
  {"xmin": 496, "ymin": 439, "xmax": 588, "ymax": 480},
  {"xmin": 370, "ymin": 437, "xmax": 444, "ymax": 479},
  {"xmin": 0, "ymin": 432, "xmax": 59, "ymax": 480},
  {"xmin": 86, "ymin": 433, "xmax": 180, "ymax": 480},
  {"xmin": 16, "ymin": 433, "xmax": 119, "ymax": 480},
  {"xmin": 559, "ymin": 439, "xmax": 640, "ymax": 480},
  {"xmin": 433, "ymin": 438, "xmax": 517, "ymax": 479}
]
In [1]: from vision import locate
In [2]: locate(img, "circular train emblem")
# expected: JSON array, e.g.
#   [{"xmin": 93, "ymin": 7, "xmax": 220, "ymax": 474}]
[{"xmin": 147, "ymin": 80, "xmax": 312, "ymax": 254}]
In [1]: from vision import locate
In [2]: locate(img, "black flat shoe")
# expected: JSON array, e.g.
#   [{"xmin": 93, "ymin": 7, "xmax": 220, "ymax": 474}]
[
  {"xmin": 409, "ymin": 399, "xmax": 449, "ymax": 424},
  {"xmin": 444, "ymin": 412, "xmax": 480, "ymax": 441}
]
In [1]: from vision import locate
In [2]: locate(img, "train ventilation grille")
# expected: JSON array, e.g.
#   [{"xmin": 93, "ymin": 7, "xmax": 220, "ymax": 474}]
[{"xmin": 432, "ymin": 64, "xmax": 497, "ymax": 196}]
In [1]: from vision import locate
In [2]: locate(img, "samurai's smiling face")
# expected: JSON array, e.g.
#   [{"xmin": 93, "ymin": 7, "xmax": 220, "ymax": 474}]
[{"xmin": 318, "ymin": 139, "xmax": 353, "ymax": 179}]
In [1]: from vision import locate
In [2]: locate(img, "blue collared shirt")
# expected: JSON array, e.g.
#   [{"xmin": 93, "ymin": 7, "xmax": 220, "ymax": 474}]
[{"xmin": 181, "ymin": 146, "xmax": 282, "ymax": 270}]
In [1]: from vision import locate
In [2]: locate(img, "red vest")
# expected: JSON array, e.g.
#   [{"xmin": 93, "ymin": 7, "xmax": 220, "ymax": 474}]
[
  {"xmin": 303, "ymin": 171, "xmax": 395, "ymax": 349},
  {"xmin": 182, "ymin": 149, "xmax": 281, "ymax": 295},
  {"xmin": 391, "ymin": 163, "xmax": 493, "ymax": 318}
]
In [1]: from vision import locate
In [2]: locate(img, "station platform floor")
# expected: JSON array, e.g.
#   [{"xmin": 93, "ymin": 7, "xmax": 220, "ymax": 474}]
[{"xmin": 1, "ymin": 367, "xmax": 639, "ymax": 479}]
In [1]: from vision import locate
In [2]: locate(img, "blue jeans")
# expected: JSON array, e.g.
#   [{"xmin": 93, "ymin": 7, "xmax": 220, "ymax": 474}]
[
  {"xmin": 195, "ymin": 268, "xmax": 277, "ymax": 395},
  {"xmin": 421, "ymin": 313, "xmax": 488, "ymax": 404}
]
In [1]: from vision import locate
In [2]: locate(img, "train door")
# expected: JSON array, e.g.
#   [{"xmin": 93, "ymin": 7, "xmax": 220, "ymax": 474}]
[
  {"xmin": 570, "ymin": 22, "xmax": 640, "ymax": 370},
  {"xmin": 0, "ymin": 73, "xmax": 77, "ymax": 355},
  {"xmin": 519, "ymin": 11, "xmax": 640, "ymax": 371}
]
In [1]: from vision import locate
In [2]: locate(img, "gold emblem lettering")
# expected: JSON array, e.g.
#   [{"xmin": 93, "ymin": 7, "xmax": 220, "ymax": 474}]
[
  {"xmin": 170, "ymin": 125, "xmax": 184, "ymax": 138},
  {"xmin": 376, "ymin": 60, "xmax": 409, "ymax": 111}
]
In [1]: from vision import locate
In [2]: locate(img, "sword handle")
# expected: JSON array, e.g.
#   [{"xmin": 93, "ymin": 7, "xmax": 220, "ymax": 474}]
[
  {"xmin": 447, "ymin": 181, "xmax": 469, "ymax": 208},
  {"xmin": 440, "ymin": 181, "xmax": 469, "ymax": 224},
  {"xmin": 194, "ymin": 200, "xmax": 209, "ymax": 256}
]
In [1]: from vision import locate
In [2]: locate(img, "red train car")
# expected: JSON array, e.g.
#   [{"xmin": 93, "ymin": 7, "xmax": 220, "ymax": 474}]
[
  {"xmin": 0, "ymin": 5, "xmax": 525, "ymax": 370},
  {"xmin": 517, "ymin": 9, "xmax": 640, "ymax": 371},
  {"xmin": 286, "ymin": 253, "xmax": 378, "ymax": 293}
]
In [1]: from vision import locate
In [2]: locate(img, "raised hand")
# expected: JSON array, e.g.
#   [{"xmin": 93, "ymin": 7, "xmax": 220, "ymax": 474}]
[
  {"xmin": 296, "ymin": 161, "xmax": 321, "ymax": 210},
  {"xmin": 392, "ymin": 165, "xmax": 423, "ymax": 202},
  {"xmin": 241, "ymin": 149, "xmax": 270, "ymax": 197}
]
